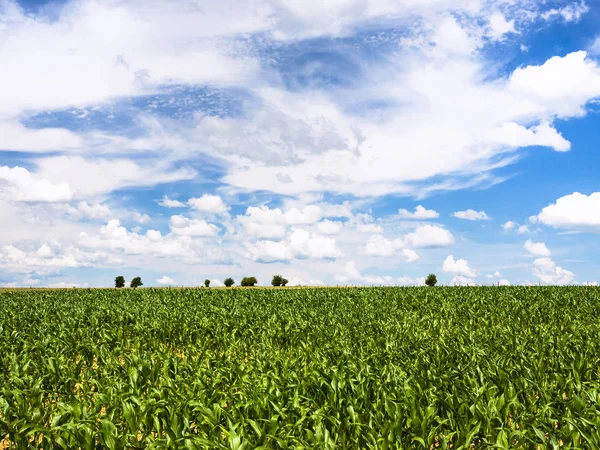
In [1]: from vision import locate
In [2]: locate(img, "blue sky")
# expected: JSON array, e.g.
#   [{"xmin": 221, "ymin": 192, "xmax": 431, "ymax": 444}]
[{"xmin": 1, "ymin": 0, "xmax": 600, "ymax": 287}]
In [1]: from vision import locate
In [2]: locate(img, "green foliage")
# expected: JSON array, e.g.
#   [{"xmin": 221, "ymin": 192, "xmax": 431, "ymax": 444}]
[
  {"xmin": 204, "ymin": 279, "xmax": 210, "ymax": 288},
  {"xmin": 1, "ymin": 286, "xmax": 600, "ymax": 448},
  {"xmin": 425, "ymin": 273, "xmax": 437, "ymax": 286},
  {"xmin": 271, "ymin": 275, "xmax": 283, "ymax": 286},
  {"xmin": 281, "ymin": 278, "xmax": 288, "ymax": 286},
  {"xmin": 129, "ymin": 276, "xmax": 143, "ymax": 289},
  {"xmin": 114, "ymin": 275, "xmax": 125, "ymax": 288},
  {"xmin": 224, "ymin": 277, "xmax": 234, "ymax": 287},
  {"xmin": 241, "ymin": 277, "xmax": 258, "ymax": 287}
]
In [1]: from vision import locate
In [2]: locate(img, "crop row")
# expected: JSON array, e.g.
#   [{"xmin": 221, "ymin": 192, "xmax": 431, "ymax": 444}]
[{"xmin": 1, "ymin": 287, "xmax": 600, "ymax": 449}]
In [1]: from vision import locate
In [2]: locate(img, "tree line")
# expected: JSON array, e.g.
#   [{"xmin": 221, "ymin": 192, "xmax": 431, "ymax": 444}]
[
  {"xmin": 115, "ymin": 274, "xmax": 437, "ymax": 288},
  {"xmin": 114, "ymin": 275, "xmax": 290, "ymax": 288}
]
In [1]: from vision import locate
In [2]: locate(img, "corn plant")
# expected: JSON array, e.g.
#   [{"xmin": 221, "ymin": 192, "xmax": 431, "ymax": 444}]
[{"xmin": 1, "ymin": 286, "xmax": 600, "ymax": 448}]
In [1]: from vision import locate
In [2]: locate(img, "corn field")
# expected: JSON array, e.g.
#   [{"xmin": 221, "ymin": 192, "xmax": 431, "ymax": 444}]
[{"xmin": 1, "ymin": 287, "xmax": 600, "ymax": 449}]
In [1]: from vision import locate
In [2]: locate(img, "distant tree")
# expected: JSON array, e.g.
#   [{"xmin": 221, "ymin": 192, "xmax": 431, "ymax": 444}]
[
  {"xmin": 241, "ymin": 277, "xmax": 258, "ymax": 287},
  {"xmin": 115, "ymin": 276, "xmax": 125, "ymax": 288},
  {"xmin": 130, "ymin": 277, "xmax": 143, "ymax": 289},
  {"xmin": 224, "ymin": 278, "xmax": 235, "ymax": 287},
  {"xmin": 271, "ymin": 275, "xmax": 283, "ymax": 287},
  {"xmin": 281, "ymin": 278, "xmax": 288, "ymax": 287},
  {"xmin": 204, "ymin": 279, "xmax": 210, "ymax": 288},
  {"xmin": 425, "ymin": 274, "xmax": 437, "ymax": 287}
]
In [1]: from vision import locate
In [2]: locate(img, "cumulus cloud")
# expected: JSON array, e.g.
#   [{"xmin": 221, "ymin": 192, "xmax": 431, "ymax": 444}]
[
  {"xmin": 450, "ymin": 275, "xmax": 476, "ymax": 286},
  {"xmin": 533, "ymin": 257, "xmax": 575, "ymax": 285},
  {"xmin": 133, "ymin": 212, "xmax": 151, "ymax": 224},
  {"xmin": 443, "ymin": 255, "xmax": 476, "ymax": 278},
  {"xmin": 534, "ymin": 192, "xmax": 600, "ymax": 229},
  {"xmin": 169, "ymin": 215, "xmax": 219, "ymax": 237},
  {"xmin": 398, "ymin": 205, "xmax": 439, "ymax": 219},
  {"xmin": 0, "ymin": 166, "xmax": 72, "ymax": 202},
  {"xmin": 453, "ymin": 209, "xmax": 490, "ymax": 221},
  {"xmin": 246, "ymin": 229, "xmax": 342, "ymax": 263},
  {"xmin": 238, "ymin": 205, "xmax": 323, "ymax": 240},
  {"xmin": 316, "ymin": 219, "xmax": 343, "ymax": 235},
  {"xmin": 403, "ymin": 225, "xmax": 455, "ymax": 248},
  {"xmin": 188, "ymin": 195, "xmax": 229, "ymax": 215},
  {"xmin": 364, "ymin": 225, "xmax": 452, "ymax": 257},
  {"xmin": 524, "ymin": 240, "xmax": 551, "ymax": 257},
  {"xmin": 336, "ymin": 260, "xmax": 423, "ymax": 286},
  {"xmin": 157, "ymin": 276, "xmax": 176, "ymax": 285},
  {"xmin": 67, "ymin": 201, "xmax": 112, "ymax": 220},
  {"xmin": 487, "ymin": 12, "xmax": 515, "ymax": 41},
  {"xmin": 78, "ymin": 219, "xmax": 226, "ymax": 264},
  {"xmin": 158, "ymin": 195, "xmax": 185, "ymax": 208},
  {"xmin": 502, "ymin": 221, "xmax": 516, "ymax": 231}
]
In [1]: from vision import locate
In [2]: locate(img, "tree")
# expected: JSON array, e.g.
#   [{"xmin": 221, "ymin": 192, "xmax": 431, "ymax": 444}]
[
  {"xmin": 204, "ymin": 279, "xmax": 210, "ymax": 288},
  {"xmin": 241, "ymin": 277, "xmax": 257, "ymax": 287},
  {"xmin": 224, "ymin": 278, "xmax": 234, "ymax": 287},
  {"xmin": 115, "ymin": 276, "xmax": 125, "ymax": 288},
  {"xmin": 130, "ymin": 277, "xmax": 143, "ymax": 289},
  {"xmin": 425, "ymin": 274, "xmax": 437, "ymax": 287},
  {"xmin": 281, "ymin": 278, "xmax": 288, "ymax": 286},
  {"xmin": 271, "ymin": 275, "xmax": 283, "ymax": 287}
]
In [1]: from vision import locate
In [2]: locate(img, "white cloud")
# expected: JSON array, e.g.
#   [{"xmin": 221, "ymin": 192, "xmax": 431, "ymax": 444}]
[
  {"xmin": 35, "ymin": 156, "xmax": 195, "ymax": 199},
  {"xmin": 508, "ymin": 51, "xmax": 600, "ymax": 118},
  {"xmin": 188, "ymin": 195, "xmax": 229, "ymax": 215},
  {"xmin": 498, "ymin": 279, "xmax": 511, "ymax": 286},
  {"xmin": 403, "ymin": 249, "xmax": 420, "ymax": 263},
  {"xmin": 541, "ymin": 2, "xmax": 589, "ymax": 23},
  {"xmin": 169, "ymin": 215, "xmax": 219, "ymax": 237},
  {"xmin": 221, "ymin": 50, "xmax": 600, "ymax": 198},
  {"xmin": 487, "ymin": 271, "xmax": 502, "ymax": 279},
  {"xmin": 364, "ymin": 234, "xmax": 403, "ymax": 257},
  {"xmin": 238, "ymin": 204, "xmax": 323, "ymax": 240},
  {"xmin": 0, "ymin": 121, "xmax": 82, "ymax": 152},
  {"xmin": 46, "ymin": 281, "xmax": 89, "ymax": 289},
  {"xmin": 450, "ymin": 275, "xmax": 476, "ymax": 286},
  {"xmin": 158, "ymin": 195, "xmax": 185, "ymax": 208},
  {"xmin": 357, "ymin": 223, "xmax": 384, "ymax": 233},
  {"xmin": 316, "ymin": 219, "xmax": 343, "ymax": 235},
  {"xmin": 533, "ymin": 257, "xmax": 574, "ymax": 285},
  {"xmin": 524, "ymin": 240, "xmax": 551, "ymax": 257},
  {"xmin": 487, "ymin": 12, "xmax": 515, "ymax": 41},
  {"xmin": 364, "ymin": 225, "xmax": 451, "ymax": 257},
  {"xmin": 398, "ymin": 205, "xmax": 439, "ymax": 219},
  {"xmin": 246, "ymin": 229, "xmax": 342, "ymax": 263},
  {"xmin": 517, "ymin": 225, "xmax": 532, "ymax": 234},
  {"xmin": 78, "ymin": 219, "xmax": 226, "ymax": 264},
  {"xmin": 68, "ymin": 201, "xmax": 112, "ymax": 220},
  {"xmin": 133, "ymin": 212, "xmax": 151, "ymax": 224},
  {"xmin": 453, "ymin": 209, "xmax": 490, "ymax": 221},
  {"xmin": 403, "ymin": 225, "xmax": 455, "ymax": 248},
  {"xmin": 443, "ymin": 255, "xmax": 476, "ymax": 278},
  {"xmin": 534, "ymin": 192, "xmax": 600, "ymax": 229},
  {"xmin": 157, "ymin": 276, "xmax": 176, "ymax": 285},
  {"xmin": 0, "ymin": 166, "xmax": 72, "ymax": 202},
  {"xmin": 502, "ymin": 221, "xmax": 516, "ymax": 231},
  {"xmin": 335, "ymin": 261, "xmax": 399, "ymax": 286}
]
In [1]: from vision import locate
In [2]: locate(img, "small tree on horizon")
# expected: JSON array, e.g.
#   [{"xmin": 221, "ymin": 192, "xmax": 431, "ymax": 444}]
[
  {"xmin": 282, "ymin": 278, "xmax": 288, "ymax": 286},
  {"xmin": 204, "ymin": 279, "xmax": 210, "ymax": 288},
  {"xmin": 241, "ymin": 277, "xmax": 258, "ymax": 287},
  {"xmin": 115, "ymin": 276, "xmax": 125, "ymax": 288},
  {"xmin": 224, "ymin": 278, "xmax": 234, "ymax": 287},
  {"xmin": 130, "ymin": 277, "xmax": 143, "ymax": 289},
  {"xmin": 271, "ymin": 275, "xmax": 283, "ymax": 287},
  {"xmin": 425, "ymin": 274, "xmax": 437, "ymax": 287}
]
